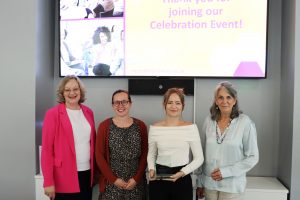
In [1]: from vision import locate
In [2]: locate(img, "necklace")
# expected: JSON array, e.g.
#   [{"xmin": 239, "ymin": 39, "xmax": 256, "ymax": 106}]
[{"xmin": 216, "ymin": 119, "xmax": 231, "ymax": 144}]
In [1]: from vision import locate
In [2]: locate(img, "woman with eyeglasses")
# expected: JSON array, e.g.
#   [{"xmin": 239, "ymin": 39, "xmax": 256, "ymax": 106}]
[
  {"xmin": 196, "ymin": 81, "xmax": 259, "ymax": 200},
  {"xmin": 41, "ymin": 75, "xmax": 96, "ymax": 200},
  {"xmin": 147, "ymin": 88, "xmax": 204, "ymax": 200},
  {"xmin": 95, "ymin": 89, "xmax": 148, "ymax": 200}
]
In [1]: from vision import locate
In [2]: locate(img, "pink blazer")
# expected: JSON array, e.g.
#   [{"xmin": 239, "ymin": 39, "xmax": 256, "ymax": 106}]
[{"xmin": 41, "ymin": 103, "xmax": 96, "ymax": 193}]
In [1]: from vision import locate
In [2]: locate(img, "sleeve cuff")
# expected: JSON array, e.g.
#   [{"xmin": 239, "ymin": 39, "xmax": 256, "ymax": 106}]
[{"xmin": 219, "ymin": 167, "xmax": 231, "ymax": 178}]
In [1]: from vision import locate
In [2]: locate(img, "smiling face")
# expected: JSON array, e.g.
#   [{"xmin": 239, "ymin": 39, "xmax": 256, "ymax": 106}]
[
  {"xmin": 165, "ymin": 93, "xmax": 183, "ymax": 118},
  {"xmin": 112, "ymin": 92, "xmax": 132, "ymax": 117},
  {"xmin": 215, "ymin": 86, "xmax": 237, "ymax": 116},
  {"xmin": 63, "ymin": 79, "xmax": 81, "ymax": 109}
]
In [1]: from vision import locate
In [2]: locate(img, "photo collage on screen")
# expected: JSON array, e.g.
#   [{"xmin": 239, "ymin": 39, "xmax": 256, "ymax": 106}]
[{"xmin": 60, "ymin": 0, "xmax": 125, "ymax": 77}]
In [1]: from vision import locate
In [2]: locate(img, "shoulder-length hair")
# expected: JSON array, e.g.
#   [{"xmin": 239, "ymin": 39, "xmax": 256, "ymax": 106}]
[
  {"xmin": 92, "ymin": 26, "xmax": 111, "ymax": 45},
  {"xmin": 56, "ymin": 75, "xmax": 86, "ymax": 104},
  {"xmin": 163, "ymin": 88, "xmax": 185, "ymax": 110},
  {"xmin": 209, "ymin": 81, "xmax": 242, "ymax": 121}
]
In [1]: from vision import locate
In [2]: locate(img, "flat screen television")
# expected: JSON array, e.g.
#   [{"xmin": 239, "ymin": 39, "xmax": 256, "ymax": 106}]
[{"xmin": 59, "ymin": 0, "xmax": 268, "ymax": 78}]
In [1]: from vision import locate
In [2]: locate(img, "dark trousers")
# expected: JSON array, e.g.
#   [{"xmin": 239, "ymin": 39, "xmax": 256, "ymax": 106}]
[
  {"xmin": 93, "ymin": 4, "xmax": 114, "ymax": 18},
  {"xmin": 55, "ymin": 170, "xmax": 92, "ymax": 200},
  {"xmin": 149, "ymin": 174, "xmax": 193, "ymax": 200}
]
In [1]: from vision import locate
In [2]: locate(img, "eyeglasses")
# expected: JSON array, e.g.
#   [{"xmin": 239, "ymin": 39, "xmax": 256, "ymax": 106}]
[
  {"xmin": 112, "ymin": 100, "xmax": 130, "ymax": 106},
  {"xmin": 64, "ymin": 88, "xmax": 80, "ymax": 94}
]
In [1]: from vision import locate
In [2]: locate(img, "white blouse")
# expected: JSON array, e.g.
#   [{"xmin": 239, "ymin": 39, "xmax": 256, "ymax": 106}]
[
  {"xmin": 67, "ymin": 108, "xmax": 91, "ymax": 171},
  {"xmin": 147, "ymin": 124, "xmax": 204, "ymax": 175}
]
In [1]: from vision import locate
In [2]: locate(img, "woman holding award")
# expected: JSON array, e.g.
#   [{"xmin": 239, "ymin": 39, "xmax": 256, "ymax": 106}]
[{"xmin": 147, "ymin": 88, "xmax": 204, "ymax": 200}]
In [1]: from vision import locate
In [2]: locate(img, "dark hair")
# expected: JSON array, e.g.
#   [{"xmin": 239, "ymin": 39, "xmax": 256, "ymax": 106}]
[
  {"xmin": 111, "ymin": 89, "xmax": 132, "ymax": 104},
  {"xmin": 163, "ymin": 88, "xmax": 185, "ymax": 110},
  {"xmin": 56, "ymin": 75, "xmax": 86, "ymax": 104},
  {"xmin": 92, "ymin": 26, "xmax": 111, "ymax": 44},
  {"xmin": 93, "ymin": 63, "xmax": 112, "ymax": 76},
  {"xmin": 210, "ymin": 81, "xmax": 242, "ymax": 121}
]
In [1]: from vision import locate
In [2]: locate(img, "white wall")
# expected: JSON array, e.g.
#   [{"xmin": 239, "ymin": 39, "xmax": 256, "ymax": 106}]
[
  {"xmin": 0, "ymin": 0, "xmax": 36, "ymax": 199},
  {"xmin": 291, "ymin": 0, "xmax": 300, "ymax": 199}
]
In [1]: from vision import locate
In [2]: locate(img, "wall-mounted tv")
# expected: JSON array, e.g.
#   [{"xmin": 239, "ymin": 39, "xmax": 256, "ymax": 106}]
[{"xmin": 59, "ymin": 0, "xmax": 268, "ymax": 78}]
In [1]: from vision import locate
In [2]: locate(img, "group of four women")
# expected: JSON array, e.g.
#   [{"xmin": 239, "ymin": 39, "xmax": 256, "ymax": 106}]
[{"xmin": 41, "ymin": 75, "xmax": 259, "ymax": 200}]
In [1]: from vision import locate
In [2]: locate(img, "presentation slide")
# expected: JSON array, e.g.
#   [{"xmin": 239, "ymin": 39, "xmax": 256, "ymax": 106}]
[{"xmin": 59, "ymin": 0, "xmax": 268, "ymax": 78}]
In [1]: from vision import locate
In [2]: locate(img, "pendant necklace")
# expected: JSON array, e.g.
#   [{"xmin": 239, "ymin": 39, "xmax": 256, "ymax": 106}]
[{"xmin": 216, "ymin": 119, "xmax": 232, "ymax": 144}]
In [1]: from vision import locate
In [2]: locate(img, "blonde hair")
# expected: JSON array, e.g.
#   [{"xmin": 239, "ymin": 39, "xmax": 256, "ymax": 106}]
[{"xmin": 56, "ymin": 75, "xmax": 86, "ymax": 103}]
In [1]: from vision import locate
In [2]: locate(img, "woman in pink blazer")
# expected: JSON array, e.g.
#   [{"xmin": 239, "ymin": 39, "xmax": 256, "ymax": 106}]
[{"xmin": 41, "ymin": 75, "xmax": 96, "ymax": 200}]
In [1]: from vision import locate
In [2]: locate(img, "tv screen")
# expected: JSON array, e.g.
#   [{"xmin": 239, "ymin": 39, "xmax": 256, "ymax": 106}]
[{"xmin": 59, "ymin": 0, "xmax": 268, "ymax": 78}]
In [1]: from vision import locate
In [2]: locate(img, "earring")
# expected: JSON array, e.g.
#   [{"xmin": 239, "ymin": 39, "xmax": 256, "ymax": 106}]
[{"xmin": 216, "ymin": 106, "xmax": 219, "ymax": 110}]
